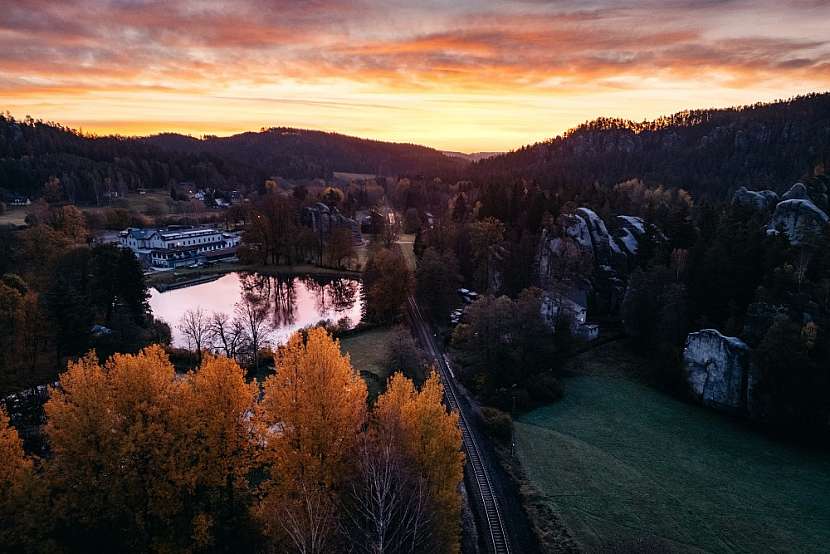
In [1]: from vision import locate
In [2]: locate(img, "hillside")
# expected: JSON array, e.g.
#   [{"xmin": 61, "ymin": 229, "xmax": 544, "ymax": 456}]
[
  {"xmin": 470, "ymin": 93, "xmax": 830, "ymax": 197},
  {"xmin": 0, "ymin": 117, "xmax": 464, "ymax": 204},
  {"xmin": 144, "ymin": 128, "xmax": 465, "ymax": 181}
]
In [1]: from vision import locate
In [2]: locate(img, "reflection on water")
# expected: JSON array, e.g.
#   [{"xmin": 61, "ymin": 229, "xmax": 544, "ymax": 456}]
[{"xmin": 149, "ymin": 272, "xmax": 363, "ymax": 348}]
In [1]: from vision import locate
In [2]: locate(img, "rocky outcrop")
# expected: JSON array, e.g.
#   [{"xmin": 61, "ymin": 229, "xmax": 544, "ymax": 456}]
[
  {"xmin": 575, "ymin": 207, "xmax": 624, "ymax": 262},
  {"xmin": 613, "ymin": 215, "xmax": 646, "ymax": 255},
  {"xmin": 537, "ymin": 208, "xmax": 659, "ymax": 316},
  {"xmin": 767, "ymin": 198, "xmax": 829, "ymax": 244},
  {"xmin": 732, "ymin": 186, "xmax": 778, "ymax": 211},
  {"xmin": 683, "ymin": 329, "xmax": 750, "ymax": 412},
  {"xmin": 781, "ymin": 182, "xmax": 809, "ymax": 201}
]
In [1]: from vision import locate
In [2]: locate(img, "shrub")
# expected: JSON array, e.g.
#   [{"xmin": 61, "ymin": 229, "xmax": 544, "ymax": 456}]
[
  {"xmin": 479, "ymin": 406, "xmax": 513, "ymax": 443},
  {"xmin": 527, "ymin": 373, "xmax": 564, "ymax": 404}
]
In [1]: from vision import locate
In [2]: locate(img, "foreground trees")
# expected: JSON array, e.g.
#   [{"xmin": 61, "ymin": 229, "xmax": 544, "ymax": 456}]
[
  {"xmin": 44, "ymin": 346, "xmax": 260, "ymax": 551},
  {"xmin": 2, "ymin": 328, "xmax": 463, "ymax": 553},
  {"xmin": 375, "ymin": 373, "xmax": 464, "ymax": 552},
  {"xmin": 256, "ymin": 328, "xmax": 368, "ymax": 552}
]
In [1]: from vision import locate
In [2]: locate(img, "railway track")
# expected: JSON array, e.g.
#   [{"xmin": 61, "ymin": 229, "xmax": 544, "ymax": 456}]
[{"xmin": 407, "ymin": 296, "xmax": 511, "ymax": 554}]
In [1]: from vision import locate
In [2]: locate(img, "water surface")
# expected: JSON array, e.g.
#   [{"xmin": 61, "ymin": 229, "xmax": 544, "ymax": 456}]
[{"xmin": 149, "ymin": 272, "xmax": 363, "ymax": 348}]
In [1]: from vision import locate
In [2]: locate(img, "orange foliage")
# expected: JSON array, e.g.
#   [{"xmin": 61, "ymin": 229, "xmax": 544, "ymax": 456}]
[
  {"xmin": 0, "ymin": 406, "xmax": 35, "ymax": 547},
  {"xmin": 44, "ymin": 346, "xmax": 182, "ymax": 548},
  {"xmin": 375, "ymin": 371, "xmax": 464, "ymax": 553},
  {"xmin": 256, "ymin": 327, "xmax": 368, "ymax": 551}
]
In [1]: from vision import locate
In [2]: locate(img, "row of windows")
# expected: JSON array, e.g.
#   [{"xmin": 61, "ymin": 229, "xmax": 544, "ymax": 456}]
[{"xmin": 151, "ymin": 243, "xmax": 228, "ymax": 259}]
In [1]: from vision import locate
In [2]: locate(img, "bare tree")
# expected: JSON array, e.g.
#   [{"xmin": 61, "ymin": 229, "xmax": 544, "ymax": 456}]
[
  {"xmin": 234, "ymin": 294, "xmax": 271, "ymax": 370},
  {"xmin": 178, "ymin": 307, "xmax": 210, "ymax": 363},
  {"xmin": 281, "ymin": 483, "xmax": 336, "ymax": 554},
  {"xmin": 343, "ymin": 441, "xmax": 433, "ymax": 553},
  {"xmin": 381, "ymin": 216, "xmax": 400, "ymax": 248},
  {"xmin": 208, "ymin": 311, "xmax": 246, "ymax": 361}
]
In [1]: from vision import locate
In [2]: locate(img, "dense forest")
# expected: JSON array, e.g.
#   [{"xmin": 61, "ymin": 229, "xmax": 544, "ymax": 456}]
[
  {"xmin": 0, "ymin": 114, "xmax": 464, "ymax": 204},
  {"xmin": 4, "ymin": 94, "xmax": 830, "ymax": 207},
  {"xmin": 471, "ymin": 93, "xmax": 830, "ymax": 198},
  {"xmin": 144, "ymin": 129, "xmax": 465, "ymax": 181}
]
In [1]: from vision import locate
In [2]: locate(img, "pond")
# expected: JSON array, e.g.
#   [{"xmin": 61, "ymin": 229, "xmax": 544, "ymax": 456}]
[{"xmin": 149, "ymin": 272, "xmax": 364, "ymax": 348}]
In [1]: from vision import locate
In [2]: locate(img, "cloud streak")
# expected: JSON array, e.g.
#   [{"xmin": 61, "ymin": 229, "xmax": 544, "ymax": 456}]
[{"xmin": 1, "ymin": 0, "xmax": 829, "ymax": 150}]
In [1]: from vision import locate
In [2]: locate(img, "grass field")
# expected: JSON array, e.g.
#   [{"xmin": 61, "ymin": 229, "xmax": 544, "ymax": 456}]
[
  {"xmin": 339, "ymin": 327, "xmax": 395, "ymax": 401},
  {"xmin": 515, "ymin": 374, "xmax": 830, "ymax": 553}
]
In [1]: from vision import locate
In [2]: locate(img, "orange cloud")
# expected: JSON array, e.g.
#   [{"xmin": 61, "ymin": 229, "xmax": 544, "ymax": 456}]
[{"xmin": 2, "ymin": 1, "xmax": 830, "ymax": 150}]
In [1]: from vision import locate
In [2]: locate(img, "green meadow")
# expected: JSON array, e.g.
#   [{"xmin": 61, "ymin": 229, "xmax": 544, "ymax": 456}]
[{"xmin": 516, "ymin": 375, "xmax": 830, "ymax": 553}]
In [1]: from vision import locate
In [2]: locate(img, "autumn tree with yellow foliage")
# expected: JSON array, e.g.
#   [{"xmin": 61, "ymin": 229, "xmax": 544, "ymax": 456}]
[
  {"xmin": 3, "ymin": 328, "xmax": 464, "ymax": 553},
  {"xmin": 374, "ymin": 371, "xmax": 464, "ymax": 553},
  {"xmin": 176, "ymin": 354, "xmax": 262, "ymax": 551},
  {"xmin": 256, "ymin": 327, "xmax": 368, "ymax": 553},
  {"xmin": 44, "ymin": 346, "xmax": 261, "ymax": 552},
  {"xmin": 0, "ymin": 406, "xmax": 39, "ymax": 550}
]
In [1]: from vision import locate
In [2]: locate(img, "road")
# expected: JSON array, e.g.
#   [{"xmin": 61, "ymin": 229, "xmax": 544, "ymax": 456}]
[{"xmin": 407, "ymin": 296, "xmax": 512, "ymax": 554}]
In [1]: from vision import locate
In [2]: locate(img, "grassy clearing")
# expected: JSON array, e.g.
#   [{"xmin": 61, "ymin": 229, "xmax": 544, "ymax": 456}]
[
  {"xmin": 339, "ymin": 326, "xmax": 396, "ymax": 401},
  {"xmin": 515, "ymin": 374, "xmax": 830, "ymax": 553}
]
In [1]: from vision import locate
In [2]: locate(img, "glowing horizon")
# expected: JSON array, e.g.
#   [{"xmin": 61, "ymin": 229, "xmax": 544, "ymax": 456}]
[{"xmin": 3, "ymin": 1, "xmax": 830, "ymax": 152}]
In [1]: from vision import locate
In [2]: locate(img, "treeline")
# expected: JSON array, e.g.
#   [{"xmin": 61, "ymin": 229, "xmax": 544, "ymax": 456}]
[
  {"xmin": 0, "ymin": 203, "xmax": 165, "ymax": 395},
  {"xmin": 471, "ymin": 93, "xmax": 830, "ymax": 198},
  {"xmin": 0, "ymin": 114, "xmax": 254, "ymax": 204},
  {"xmin": 145, "ymin": 128, "xmax": 465, "ymax": 181},
  {"xmin": 0, "ymin": 114, "xmax": 464, "ymax": 205},
  {"xmin": 0, "ymin": 329, "xmax": 463, "ymax": 553}
]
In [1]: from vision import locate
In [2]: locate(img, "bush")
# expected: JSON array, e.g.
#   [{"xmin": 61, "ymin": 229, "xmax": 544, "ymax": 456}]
[
  {"xmin": 527, "ymin": 373, "xmax": 564, "ymax": 404},
  {"xmin": 479, "ymin": 406, "xmax": 513, "ymax": 443}
]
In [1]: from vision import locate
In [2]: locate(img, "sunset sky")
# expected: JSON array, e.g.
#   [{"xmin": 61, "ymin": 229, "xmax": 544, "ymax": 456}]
[{"xmin": 2, "ymin": 0, "xmax": 830, "ymax": 152}]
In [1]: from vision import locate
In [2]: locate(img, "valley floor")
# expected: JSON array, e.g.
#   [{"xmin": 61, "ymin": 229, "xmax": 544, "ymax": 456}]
[{"xmin": 515, "ymin": 344, "xmax": 830, "ymax": 553}]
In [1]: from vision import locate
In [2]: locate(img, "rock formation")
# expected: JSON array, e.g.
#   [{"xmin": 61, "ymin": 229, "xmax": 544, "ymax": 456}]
[
  {"xmin": 683, "ymin": 329, "xmax": 750, "ymax": 412},
  {"xmin": 767, "ymin": 197, "xmax": 829, "ymax": 245},
  {"xmin": 732, "ymin": 186, "xmax": 779, "ymax": 210},
  {"xmin": 781, "ymin": 182, "xmax": 809, "ymax": 201},
  {"xmin": 614, "ymin": 215, "xmax": 646, "ymax": 255},
  {"xmin": 537, "ymin": 208, "xmax": 660, "ymax": 316}
]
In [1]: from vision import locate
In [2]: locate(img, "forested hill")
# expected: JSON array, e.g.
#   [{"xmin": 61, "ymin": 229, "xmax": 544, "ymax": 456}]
[
  {"xmin": 144, "ymin": 128, "xmax": 466, "ymax": 181},
  {"xmin": 0, "ymin": 116, "xmax": 464, "ymax": 203},
  {"xmin": 0, "ymin": 115, "xmax": 259, "ymax": 203},
  {"xmin": 470, "ymin": 93, "xmax": 830, "ymax": 197}
]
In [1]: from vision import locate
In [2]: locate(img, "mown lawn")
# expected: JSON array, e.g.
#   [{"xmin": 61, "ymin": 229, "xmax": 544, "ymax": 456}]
[
  {"xmin": 515, "ymin": 375, "xmax": 830, "ymax": 553},
  {"xmin": 339, "ymin": 327, "xmax": 395, "ymax": 401}
]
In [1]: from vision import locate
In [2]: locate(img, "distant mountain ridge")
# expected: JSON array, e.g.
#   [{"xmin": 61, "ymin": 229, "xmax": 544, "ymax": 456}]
[
  {"xmin": 0, "ymin": 119, "xmax": 465, "ymax": 203},
  {"xmin": 144, "ymin": 127, "xmax": 465, "ymax": 180},
  {"xmin": 470, "ymin": 93, "xmax": 830, "ymax": 197},
  {"xmin": 442, "ymin": 151, "xmax": 503, "ymax": 162}
]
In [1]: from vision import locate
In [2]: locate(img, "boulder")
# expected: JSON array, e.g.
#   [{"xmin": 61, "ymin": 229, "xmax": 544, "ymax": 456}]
[
  {"xmin": 781, "ymin": 182, "xmax": 809, "ymax": 201},
  {"xmin": 575, "ymin": 207, "xmax": 624, "ymax": 261},
  {"xmin": 733, "ymin": 186, "xmax": 778, "ymax": 210},
  {"xmin": 767, "ymin": 198, "xmax": 829, "ymax": 244},
  {"xmin": 760, "ymin": 190, "xmax": 780, "ymax": 205},
  {"xmin": 683, "ymin": 329, "xmax": 750, "ymax": 412},
  {"xmin": 613, "ymin": 215, "xmax": 646, "ymax": 255}
]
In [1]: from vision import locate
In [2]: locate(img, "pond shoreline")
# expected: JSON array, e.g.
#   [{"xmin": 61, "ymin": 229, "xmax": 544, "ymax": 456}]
[
  {"xmin": 147, "ymin": 262, "xmax": 362, "ymax": 289},
  {"xmin": 150, "ymin": 271, "xmax": 365, "ymax": 349}
]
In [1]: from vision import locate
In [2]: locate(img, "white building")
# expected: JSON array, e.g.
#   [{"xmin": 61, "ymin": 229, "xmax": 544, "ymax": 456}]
[{"xmin": 120, "ymin": 226, "xmax": 240, "ymax": 268}]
